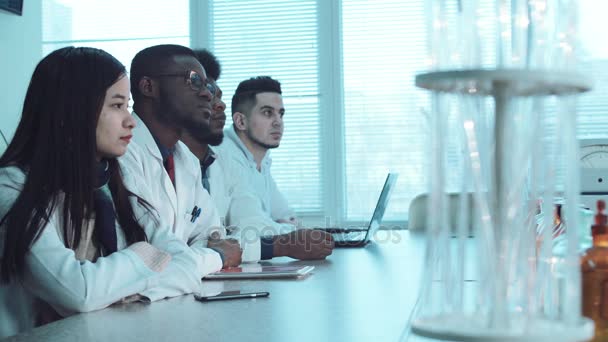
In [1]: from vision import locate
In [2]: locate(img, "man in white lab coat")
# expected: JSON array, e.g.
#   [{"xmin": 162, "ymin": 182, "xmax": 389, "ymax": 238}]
[
  {"xmin": 181, "ymin": 50, "xmax": 334, "ymax": 260},
  {"xmin": 118, "ymin": 44, "xmax": 243, "ymax": 273}
]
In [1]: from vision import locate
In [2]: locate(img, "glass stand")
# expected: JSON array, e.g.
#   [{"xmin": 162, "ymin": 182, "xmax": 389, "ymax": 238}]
[{"xmin": 410, "ymin": 69, "xmax": 594, "ymax": 342}]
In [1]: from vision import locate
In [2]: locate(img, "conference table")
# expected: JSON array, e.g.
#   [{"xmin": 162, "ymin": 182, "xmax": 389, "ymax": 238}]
[{"xmin": 4, "ymin": 231, "xmax": 442, "ymax": 342}]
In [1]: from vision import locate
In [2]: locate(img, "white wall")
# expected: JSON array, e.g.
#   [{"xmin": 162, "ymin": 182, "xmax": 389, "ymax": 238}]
[{"xmin": 0, "ymin": 0, "xmax": 41, "ymax": 152}]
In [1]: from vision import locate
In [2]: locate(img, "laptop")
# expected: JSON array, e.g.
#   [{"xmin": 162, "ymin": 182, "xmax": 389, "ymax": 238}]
[{"xmin": 319, "ymin": 173, "xmax": 398, "ymax": 247}]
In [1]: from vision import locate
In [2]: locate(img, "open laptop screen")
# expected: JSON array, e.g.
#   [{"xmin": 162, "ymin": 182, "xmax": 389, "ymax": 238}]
[{"xmin": 363, "ymin": 173, "xmax": 399, "ymax": 242}]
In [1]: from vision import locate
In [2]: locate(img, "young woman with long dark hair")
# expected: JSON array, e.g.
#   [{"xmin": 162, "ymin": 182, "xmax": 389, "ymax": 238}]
[{"xmin": 0, "ymin": 47, "xmax": 204, "ymax": 338}]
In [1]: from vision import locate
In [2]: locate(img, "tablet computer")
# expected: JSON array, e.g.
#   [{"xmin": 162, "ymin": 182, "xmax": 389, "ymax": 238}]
[{"xmin": 203, "ymin": 264, "xmax": 315, "ymax": 280}]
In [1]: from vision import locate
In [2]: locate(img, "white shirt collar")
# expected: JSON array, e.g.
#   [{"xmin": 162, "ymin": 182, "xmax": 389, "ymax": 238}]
[{"xmin": 223, "ymin": 126, "xmax": 272, "ymax": 169}]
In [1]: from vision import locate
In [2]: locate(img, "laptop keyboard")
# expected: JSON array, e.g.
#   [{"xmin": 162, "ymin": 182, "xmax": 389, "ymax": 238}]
[
  {"xmin": 322, "ymin": 228, "xmax": 367, "ymax": 234},
  {"xmin": 332, "ymin": 230, "xmax": 366, "ymax": 242}
]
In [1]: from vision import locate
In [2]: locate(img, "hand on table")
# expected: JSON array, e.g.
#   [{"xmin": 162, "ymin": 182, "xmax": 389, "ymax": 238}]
[
  {"xmin": 208, "ymin": 238, "xmax": 242, "ymax": 268},
  {"xmin": 273, "ymin": 229, "xmax": 334, "ymax": 260}
]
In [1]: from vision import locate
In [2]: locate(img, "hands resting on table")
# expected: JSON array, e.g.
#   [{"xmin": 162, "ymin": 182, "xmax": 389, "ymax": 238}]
[
  {"xmin": 273, "ymin": 229, "xmax": 335, "ymax": 260},
  {"xmin": 209, "ymin": 229, "xmax": 335, "ymax": 268}
]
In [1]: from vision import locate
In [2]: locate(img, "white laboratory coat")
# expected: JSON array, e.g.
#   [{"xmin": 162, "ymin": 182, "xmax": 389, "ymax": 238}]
[
  {"xmin": 208, "ymin": 153, "xmax": 295, "ymax": 238},
  {"xmin": 118, "ymin": 113, "xmax": 223, "ymax": 273},
  {"xmin": 214, "ymin": 127, "xmax": 296, "ymax": 236},
  {"xmin": 0, "ymin": 166, "xmax": 203, "ymax": 338},
  {"xmin": 206, "ymin": 149, "xmax": 230, "ymax": 224}
]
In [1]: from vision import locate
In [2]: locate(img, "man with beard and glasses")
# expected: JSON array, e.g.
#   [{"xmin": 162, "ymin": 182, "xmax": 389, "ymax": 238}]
[
  {"xmin": 182, "ymin": 51, "xmax": 334, "ymax": 261},
  {"xmin": 122, "ymin": 45, "xmax": 331, "ymax": 264},
  {"xmin": 180, "ymin": 49, "xmax": 228, "ymax": 216},
  {"xmin": 214, "ymin": 76, "xmax": 335, "ymax": 260},
  {"xmin": 118, "ymin": 44, "xmax": 245, "ymax": 272}
]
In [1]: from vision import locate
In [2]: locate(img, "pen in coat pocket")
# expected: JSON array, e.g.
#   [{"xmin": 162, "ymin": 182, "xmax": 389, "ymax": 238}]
[{"xmin": 190, "ymin": 206, "xmax": 202, "ymax": 222}]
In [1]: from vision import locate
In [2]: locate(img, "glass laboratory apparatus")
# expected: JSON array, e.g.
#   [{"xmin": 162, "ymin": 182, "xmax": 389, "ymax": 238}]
[{"xmin": 405, "ymin": 1, "xmax": 594, "ymax": 341}]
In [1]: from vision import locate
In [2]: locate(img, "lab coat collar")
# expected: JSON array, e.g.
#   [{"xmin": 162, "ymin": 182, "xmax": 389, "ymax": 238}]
[
  {"xmin": 223, "ymin": 126, "xmax": 273, "ymax": 169},
  {"xmin": 131, "ymin": 112, "xmax": 163, "ymax": 163},
  {"xmin": 131, "ymin": 112, "xmax": 197, "ymax": 180}
]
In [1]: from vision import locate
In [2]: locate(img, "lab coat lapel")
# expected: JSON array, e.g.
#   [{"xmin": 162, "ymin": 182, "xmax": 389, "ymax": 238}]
[
  {"xmin": 131, "ymin": 113, "xmax": 179, "ymax": 224},
  {"xmin": 144, "ymin": 143, "xmax": 179, "ymax": 216},
  {"xmin": 173, "ymin": 143, "xmax": 198, "ymax": 217}
]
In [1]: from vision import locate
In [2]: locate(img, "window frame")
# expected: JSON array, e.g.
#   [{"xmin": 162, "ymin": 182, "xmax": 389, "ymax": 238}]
[
  {"xmin": 190, "ymin": 0, "xmax": 408, "ymax": 228},
  {"xmin": 192, "ymin": 0, "xmax": 340, "ymax": 227}
]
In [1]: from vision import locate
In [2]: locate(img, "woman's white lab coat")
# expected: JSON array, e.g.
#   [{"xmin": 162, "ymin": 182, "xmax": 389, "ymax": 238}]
[{"xmin": 0, "ymin": 166, "xmax": 204, "ymax": 338}]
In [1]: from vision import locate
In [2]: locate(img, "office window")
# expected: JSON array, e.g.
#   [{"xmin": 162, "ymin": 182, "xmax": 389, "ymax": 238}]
[
  {"xmin": 340, "ymin": 1, "xmax": 494, "ymax": 222},
  {"xmin": 341, "ymin": 1, "xmax": 429, "ymax": 222},
  {"xmin": 208, "ymin": 0, "xmax": 323, "ymax": 215},
  {"xmin": 340, "ymin": 0, "xmax": 608, "ymax": 223},
  {"xmin": 44, "ymin": 0, "xmax": 608, "ymax": 225},
  {"xmin": 42, "ymin": 0, "xmax": 189, "ymax": 71},
  {"xmin": 577, "ymin": 1, "xmax": 608, "ymax": 139}
]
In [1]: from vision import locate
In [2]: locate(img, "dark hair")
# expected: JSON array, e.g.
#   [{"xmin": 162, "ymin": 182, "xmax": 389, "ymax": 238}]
[
  {"xmin": 231, "ymin": 76, "xmax": 282, "ymax": 116},
  {"xmin": 130, "ymin": 44, "xmax": 196, "ymax": 104},
  {"xmin": 0, "ymin": 47, "xmax": 148, "ymax": 282},
  {"xmin": 193, "ymin": 49, "xmax": 221, "ymax": 81}
]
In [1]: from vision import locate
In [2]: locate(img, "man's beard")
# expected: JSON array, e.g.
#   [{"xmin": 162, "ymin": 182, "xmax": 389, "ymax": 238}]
[
  {"xmin": 186, "ymin": 126, "xmax": 224, "ymax": 146},
  {"xmin": 156, "ymin": 93, "xmax": 221, "ymax": 145},
  {"xmin": 246, "ymin": 129, "xmax": 279, "ymax": 150}
]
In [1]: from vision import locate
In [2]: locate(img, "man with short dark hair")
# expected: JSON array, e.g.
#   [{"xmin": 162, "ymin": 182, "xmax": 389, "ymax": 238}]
[
  {"xmin": 215, "ymin": 75, "xmax": 335, "ymax": 260},
  {"xmin": 120, "ymin": 44, "xmax": 243, "ymax": 274},
  {"xmin": 182, "ymin": 52, "xmax": 334, "ymax": 260},
  {"xmin": 223, "ymin": 76, "xmax": 292, "ymax": 224}
]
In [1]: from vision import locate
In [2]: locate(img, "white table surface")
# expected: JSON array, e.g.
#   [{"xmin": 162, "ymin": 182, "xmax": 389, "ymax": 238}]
[{"xmin": 4, "ymin": 231, "xmax": 439, "ymax": 342}]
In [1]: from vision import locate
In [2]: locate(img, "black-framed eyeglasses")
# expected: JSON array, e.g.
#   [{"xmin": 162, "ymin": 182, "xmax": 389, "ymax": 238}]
[{"xmin": 150, "ymin": 70, "xmax": 217, "ymax": 96}]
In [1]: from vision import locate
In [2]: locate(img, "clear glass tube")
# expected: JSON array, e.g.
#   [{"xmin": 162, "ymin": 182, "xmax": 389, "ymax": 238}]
[{"xmin": 411, "ymin": 0, "xmax": 591, "ymax": 340}]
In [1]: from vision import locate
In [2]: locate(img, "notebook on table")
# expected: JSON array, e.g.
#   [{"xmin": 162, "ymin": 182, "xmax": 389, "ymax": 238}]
[
  {"xmin": 203, "ymin": 264, "xmax": 315, "ymax": 280},
  {"xmin": 318, "ymin": 173, "xmax": 398, "ymax": 247}
]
